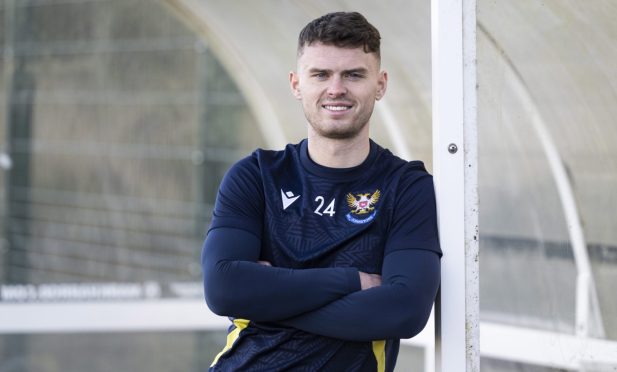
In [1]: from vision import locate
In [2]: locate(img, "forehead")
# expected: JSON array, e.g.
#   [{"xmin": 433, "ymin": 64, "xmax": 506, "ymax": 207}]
[{"xmin": 297, "ymin": 43, "xmax": 380, "ymax": 72}]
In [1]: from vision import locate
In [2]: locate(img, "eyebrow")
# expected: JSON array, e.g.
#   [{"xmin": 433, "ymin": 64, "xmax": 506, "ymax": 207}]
[{"xmin": 307, "ymin": 67, "xmax": 369, "ymax": 75}]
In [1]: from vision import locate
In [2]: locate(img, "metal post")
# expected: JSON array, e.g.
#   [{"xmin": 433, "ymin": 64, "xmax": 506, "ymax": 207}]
[
  {"xmin": 2, "ymin": 0, "xmax": 36, "ymax": 365},
  {"xmin": 194, "ymin": 39, "xmax": 210, "ymax": 236},
  {"xmin": 432, "ymin": 0, "xmax": 479, "ymax": 371}
]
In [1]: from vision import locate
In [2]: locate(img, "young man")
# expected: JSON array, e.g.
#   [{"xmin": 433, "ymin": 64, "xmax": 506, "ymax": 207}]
[{"xmin": 202, "ymin": 11, "xmax": 441, "ymax": 372}]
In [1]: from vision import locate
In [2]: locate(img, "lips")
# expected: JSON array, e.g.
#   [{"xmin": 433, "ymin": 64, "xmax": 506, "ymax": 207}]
[{"xmin": 322, "ymin": 103, "xmax": 353, "ymax": 112}]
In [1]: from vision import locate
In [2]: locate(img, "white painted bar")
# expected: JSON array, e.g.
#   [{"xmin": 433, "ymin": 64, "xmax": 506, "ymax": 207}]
[
  {"xmin": 0, "ymin": 300, "xmax": 228, "ymax": 334},
  {"xmin": 480, "ymin": 322, "xmax": 617, "ymax": 369},
  {"xmin": 405, "ymin": 322, "xmax": 617, "ymax": 370},
  {"xmin": 462, "ymin": 0, "xmax": 480, "ymax": 369},
  {"xmin": 431, "ymin": 0, "xmax": 479, "ymax": 371},
  {"xmin": 3, "ymin": 300, "xmax": 616, "ymax": 371}
]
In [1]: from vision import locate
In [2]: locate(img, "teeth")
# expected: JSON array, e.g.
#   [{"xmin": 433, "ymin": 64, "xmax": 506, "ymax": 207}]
[{"xmin": 324, "ymin": 105, "xmax": 350, "ymax": 111}]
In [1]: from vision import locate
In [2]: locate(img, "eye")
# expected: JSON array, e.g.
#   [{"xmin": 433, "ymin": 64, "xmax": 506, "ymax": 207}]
[
  {"xmin": 345, "ymin": 72, "xmax": 364, "ymax": 80},
  {"xmin": 312, "ymin": 71, "xmax": 328, "ymax": 80}
]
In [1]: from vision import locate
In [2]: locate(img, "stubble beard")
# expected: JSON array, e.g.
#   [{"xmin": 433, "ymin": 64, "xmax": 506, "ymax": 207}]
[{"xmin": 304, "ymin": 102, "xmax": 375, "ymax": 140}]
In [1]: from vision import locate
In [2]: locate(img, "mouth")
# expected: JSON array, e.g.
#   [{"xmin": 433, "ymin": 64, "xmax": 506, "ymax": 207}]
[{"xmin": 322, "ymin": 103, "xmax": 353, "ymax": 112}]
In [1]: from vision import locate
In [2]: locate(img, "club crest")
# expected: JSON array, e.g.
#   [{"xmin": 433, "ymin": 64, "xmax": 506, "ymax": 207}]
[{"xmin": 345, "ymin": 189, "xmax": 380, "ymax": 224}]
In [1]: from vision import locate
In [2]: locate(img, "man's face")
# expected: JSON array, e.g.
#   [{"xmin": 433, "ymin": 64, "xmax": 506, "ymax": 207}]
[{"xmin": 290, "ymin": 43, "xmax": 387, "ymax": 140}]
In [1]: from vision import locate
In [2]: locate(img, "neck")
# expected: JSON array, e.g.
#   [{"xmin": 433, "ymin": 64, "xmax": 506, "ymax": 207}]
[{"xmin": 307, "ymin": 133, "xmax": 371, "ymax": 168}]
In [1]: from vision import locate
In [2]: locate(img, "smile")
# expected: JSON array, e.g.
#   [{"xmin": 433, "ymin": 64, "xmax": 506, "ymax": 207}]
[{"xmin": 323, "ymin": 105, "xmax": 352, "ymax": 111}]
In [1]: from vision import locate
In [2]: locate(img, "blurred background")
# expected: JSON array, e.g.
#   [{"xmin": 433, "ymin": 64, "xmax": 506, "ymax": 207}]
[{"xmin": 0, "ymin": 0, "xmax": 615, "ymax": 371}]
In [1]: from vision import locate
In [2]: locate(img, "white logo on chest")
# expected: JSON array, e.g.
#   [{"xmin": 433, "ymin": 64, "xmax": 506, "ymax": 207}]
[{"xmin": 281, "ymin": 189, "xmax": 300, "ymax": 210}]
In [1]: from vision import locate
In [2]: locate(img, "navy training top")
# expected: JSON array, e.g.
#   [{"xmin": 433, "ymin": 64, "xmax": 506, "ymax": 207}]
[{"xmin": 203, "ymin": 139, "xmax": 441, "ymax": 372}]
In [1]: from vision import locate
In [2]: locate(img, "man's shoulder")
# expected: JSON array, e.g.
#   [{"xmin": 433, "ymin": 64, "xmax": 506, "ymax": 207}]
[
  {"xmin": 405, "ymin": 160, "xmax": 428, "ymax": 172},
  {"xmin": 225, "ymin": 153, "xmax": 260, "ymax": 179},
  {"xmin": 246, "ymin": 142, "xmax": 302, "ymax": 165},
  {"xmin": 371, "ymin": 141, "xmax": 430, "ymax": 180},
  {"xmin": 224, "ymin": 143, "xmax": 303, "ymax": 188},
  {"xmin": 371, "ymin": 140, "xmax": 424, "ymax": 165}
]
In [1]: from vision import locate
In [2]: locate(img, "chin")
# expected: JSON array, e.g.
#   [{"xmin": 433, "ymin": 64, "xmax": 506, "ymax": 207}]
[
  {"xmin": 307, "ymin": 116, "xmax": 369, "ymax": 140},
  {"xmin": 313, "ymin": 127, "xmax": 364, "ymax": 140}
]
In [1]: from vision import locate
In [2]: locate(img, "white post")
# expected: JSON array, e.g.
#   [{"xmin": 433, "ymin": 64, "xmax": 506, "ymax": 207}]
[{"xmin": 432, "ymin": 0, "xmax": 479, "ymax": 371}]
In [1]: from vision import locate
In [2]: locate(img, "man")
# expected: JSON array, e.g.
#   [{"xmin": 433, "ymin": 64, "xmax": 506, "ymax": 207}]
[{"xmin": 202, "ymin": 11, "xmax": 441, "ymax": 372}]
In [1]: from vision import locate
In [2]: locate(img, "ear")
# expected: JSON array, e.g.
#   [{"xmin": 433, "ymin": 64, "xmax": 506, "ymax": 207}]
[
  {"xmin": 289, "ymin": 71, "xmax": 302, "ymax": 99},
  {"xmin": 375, "ymin": 70, "xmax": 388, "ymax": 101}
]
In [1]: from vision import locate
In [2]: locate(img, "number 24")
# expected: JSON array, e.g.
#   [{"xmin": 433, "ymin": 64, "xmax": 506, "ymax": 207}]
[{"xmin": 314, "ymin": 196, "xmax": 336, "ymax": 217}]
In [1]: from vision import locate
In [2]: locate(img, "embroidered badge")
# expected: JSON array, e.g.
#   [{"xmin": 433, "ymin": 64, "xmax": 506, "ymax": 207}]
[{"xmin": 345, "ymin": 189, "xmax": 380, "ymax": 224}]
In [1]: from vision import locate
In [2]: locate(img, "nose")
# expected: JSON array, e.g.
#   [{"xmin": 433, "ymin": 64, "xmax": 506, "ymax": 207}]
[{"xmin": 327, "ymin": 76, "xmax": 347, "ymax": 98}]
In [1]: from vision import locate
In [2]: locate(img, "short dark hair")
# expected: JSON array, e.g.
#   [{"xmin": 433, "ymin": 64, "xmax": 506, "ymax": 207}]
[{"xmin": 297, "ymin": 12, "xmax": 381, "ymax": 59}]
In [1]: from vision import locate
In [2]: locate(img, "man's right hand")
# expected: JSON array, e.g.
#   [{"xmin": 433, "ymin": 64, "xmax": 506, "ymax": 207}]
[{"xmin": 359, "ymin": 271, "xmax": 382, "ymax": 290}]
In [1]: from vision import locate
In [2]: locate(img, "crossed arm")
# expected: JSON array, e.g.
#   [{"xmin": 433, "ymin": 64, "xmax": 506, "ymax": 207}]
[
  {"xmin": 202, "ymin": 227, "xmax": 361, "ymax": 321},
  {"xmin": 202, "ymin": 227, "xmax": 440, "ymax": 341}
]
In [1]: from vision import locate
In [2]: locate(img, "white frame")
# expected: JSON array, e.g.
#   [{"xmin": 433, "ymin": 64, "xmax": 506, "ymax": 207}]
[{"xmin": 431, "ymin": 0, "xmax": 480, "ymax": 370}]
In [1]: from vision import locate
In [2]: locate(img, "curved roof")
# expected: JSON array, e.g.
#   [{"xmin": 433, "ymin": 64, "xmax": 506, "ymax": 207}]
[
  {"xmin": 166, "ymin": 0, "xmax": 617, "ymax": 248},
  {"xmin": 165, "ymin": 0, "xmax": 434, "ymax": 165}
]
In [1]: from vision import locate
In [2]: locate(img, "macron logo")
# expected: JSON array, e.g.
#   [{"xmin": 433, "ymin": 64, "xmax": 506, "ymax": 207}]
[{"xmin": 281, "ymin": 189, "xmax": 300, "ymax": 210}]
